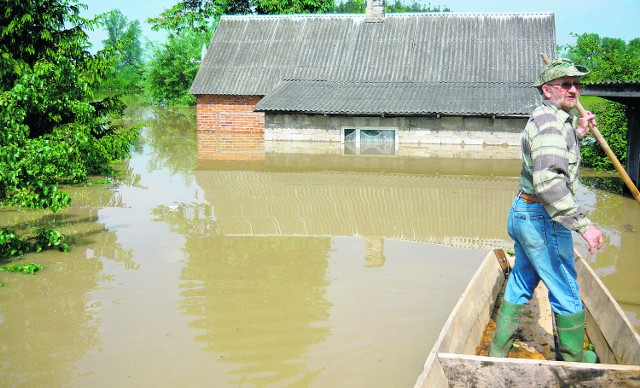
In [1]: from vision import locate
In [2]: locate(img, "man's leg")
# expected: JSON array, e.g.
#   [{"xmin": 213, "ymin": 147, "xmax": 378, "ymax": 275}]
[
  {"xmin": 526, "ymin": 221, "xmax": 596, "ymax": 363},
  {"xmin": 490, "ymin": 201, "xmax": 541, "ymax": 357}
]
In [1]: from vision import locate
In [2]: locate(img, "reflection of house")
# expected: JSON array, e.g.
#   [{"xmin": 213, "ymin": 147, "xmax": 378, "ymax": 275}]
[
  {"xmin": 192, "ymin": 154, "xmax": 519, "ymax": 251},
  {"xmin": 190, "ymin": 2, "xmax": 555, "ymax": 157}
]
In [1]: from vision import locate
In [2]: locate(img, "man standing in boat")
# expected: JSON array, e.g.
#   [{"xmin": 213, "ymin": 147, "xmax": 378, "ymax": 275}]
[{"xmin": 489, "ymin": 58, "xmax": 604, "ymax": 363}]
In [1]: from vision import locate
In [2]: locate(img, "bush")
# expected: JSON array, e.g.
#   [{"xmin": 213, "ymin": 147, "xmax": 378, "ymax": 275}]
[
  {"xmin": 144, "ymin": 31, "xmax": 208, "ymax": 105},
  {"xmin": 580, "ymin": 100, "xmax": 628, "ymax": 171}
]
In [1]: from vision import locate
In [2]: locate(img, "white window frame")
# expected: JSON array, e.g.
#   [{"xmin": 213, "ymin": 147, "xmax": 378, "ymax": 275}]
[{"xmin": 340, "ymin": 127, "xmax": 399, "ymax": 155}]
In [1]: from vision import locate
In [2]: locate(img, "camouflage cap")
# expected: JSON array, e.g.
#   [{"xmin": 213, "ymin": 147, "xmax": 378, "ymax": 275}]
[{"xmin": 533, "ymin": 58, "xmax": 589, "ymax": 87}]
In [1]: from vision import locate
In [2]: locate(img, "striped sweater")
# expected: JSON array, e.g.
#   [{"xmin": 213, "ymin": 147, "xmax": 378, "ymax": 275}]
[{"xmin": 519, "ymin": 101, "xmax": 591, "ymax": 234}]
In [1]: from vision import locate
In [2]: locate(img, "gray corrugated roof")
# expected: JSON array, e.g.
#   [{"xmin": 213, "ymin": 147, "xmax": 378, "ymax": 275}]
[
  {"xmin": 583, "ymin": 81, "xmax": 640, "ymax": 98},
  {"xmin": 190, "ymin": 13, "xmax": 555, "ymax": 116},
  {"xmin": 254, "ymin": 80, "xmax": 538, "ymax": 116}
]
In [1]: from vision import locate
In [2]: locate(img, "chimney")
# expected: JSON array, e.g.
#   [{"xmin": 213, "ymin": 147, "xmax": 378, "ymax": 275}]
[{"xmin": 365, "ymin": 0, "xmax": 385, "ymax": 23}]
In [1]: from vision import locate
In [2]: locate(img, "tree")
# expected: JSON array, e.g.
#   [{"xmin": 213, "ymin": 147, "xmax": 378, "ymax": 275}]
[
  {"xmin": 103, "ymin": 9, "xmax": 128, "ymax": 49},
  {"xmin": 99, "ymin": 9, "xmax": 144, "ymax": 90},
  {"xmin": 580, "ymin": 100, "xmax": 628, "ymax": 171},
  {"xmin": 564, "ymin": 33, "xmax": 640, "ymax": 82},
  {"xmin": 149, "ymin": 0, "xmax": 252, "ymax": 33},
  {"xmin": 255, "ymin": 0, "xmax": 334, "ymax": 14},
  {"xmin": 563, "ymin": 33, "xmax": 640, "ymax": 171},
  {"xmin": 121, "ymin": 21, "xmax": 143, "ymax": 69},
  {"xmin": 144, "ymin": 30, "xmax": 210, "ymax": 105},
  {"xmin": 1, "ymin": 0, "xmax": 139, "ymax": 259},
  {"xmin": 333, "ymin": 0, "xmax": 365, "ymax": 13}
]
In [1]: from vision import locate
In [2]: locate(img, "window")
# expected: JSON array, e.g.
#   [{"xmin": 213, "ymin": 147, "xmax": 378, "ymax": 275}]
[{"xmin": 341, "ymin": 127, "xmax": 398, "ymax": 156}]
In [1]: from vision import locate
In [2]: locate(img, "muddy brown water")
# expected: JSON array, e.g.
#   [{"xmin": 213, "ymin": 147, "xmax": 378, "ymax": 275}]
[{"xmin": 1, "ymin": 103, "xmax": 639, "ymax": 387}]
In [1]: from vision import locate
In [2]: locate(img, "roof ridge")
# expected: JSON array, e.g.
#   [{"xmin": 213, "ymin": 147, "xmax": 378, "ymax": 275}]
[
  {"xmin": 280, "ymin": 79, "xmax": 536, "ymax": 85},
  {"xmin": 221, "ymin": 12, "xmax": 554, "ymax": 20}
]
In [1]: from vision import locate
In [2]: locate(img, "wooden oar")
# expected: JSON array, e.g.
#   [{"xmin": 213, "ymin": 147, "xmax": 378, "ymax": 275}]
[{"xmin": 540, "ymin": 53, "xmax": 640, "ymax": 204}]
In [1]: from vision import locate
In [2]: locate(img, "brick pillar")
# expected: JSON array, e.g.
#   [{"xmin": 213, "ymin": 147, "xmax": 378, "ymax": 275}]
[{"xmin": 195, "ymin": 94, "xmax": 265, "ymax": 160}]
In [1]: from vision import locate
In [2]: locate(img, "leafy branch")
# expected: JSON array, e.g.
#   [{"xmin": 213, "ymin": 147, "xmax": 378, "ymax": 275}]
[
  {"xmin": 0, "ymin": 227, "xmax": 69, "ymax": 260},
  {"xmin": 0, "ymin": 262, "xmax": 43, "ymax": 275}
]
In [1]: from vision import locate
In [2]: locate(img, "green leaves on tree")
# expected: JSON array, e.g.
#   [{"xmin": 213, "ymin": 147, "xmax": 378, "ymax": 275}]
[
  {"xmin": 564, "ymin": 33, "xmax": 640, "ymax": 83},
  {"xmin": 144, "ymin": 30, "xmax": 209, "ymax": 105},
  {"xmin": 563, "ymin": 33, "xmax": 640, "ymax": 171},
  {"xmin": 98, "ymin": 9, "xmax": 144, "ymax": 90},
  {"xmin": 581, "ymin": 100, "xmax": 629, "ymax": 171},
  {"xmin": 1, "ymin": 0, "xmax": 139, "ymax": 262}
]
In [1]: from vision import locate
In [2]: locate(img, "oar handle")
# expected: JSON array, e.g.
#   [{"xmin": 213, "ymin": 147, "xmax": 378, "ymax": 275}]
[{"xmin": 540, "ymin": 53, "xmax": 640, "ymax": 203}]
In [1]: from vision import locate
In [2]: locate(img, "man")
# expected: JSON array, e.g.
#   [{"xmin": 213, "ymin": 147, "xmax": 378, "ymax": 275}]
[{"xmin": 489, "ymin": 58, "xmax": 604, "ymax": 362}]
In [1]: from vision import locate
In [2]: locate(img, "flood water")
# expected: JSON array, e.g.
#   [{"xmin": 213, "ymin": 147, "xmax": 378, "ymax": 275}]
[{"xmin": 1, "ymin": 102, "xmax": 639, "ymax": 387}]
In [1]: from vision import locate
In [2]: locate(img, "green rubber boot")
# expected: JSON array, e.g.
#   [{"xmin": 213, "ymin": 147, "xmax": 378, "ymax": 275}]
[
  {"xmin": 555, "ymin": 309, "xmax": 598, "ymax": 363},
  {"xmin": 489, "ymin": 300, "xmax": 525, "ymax": 358}
]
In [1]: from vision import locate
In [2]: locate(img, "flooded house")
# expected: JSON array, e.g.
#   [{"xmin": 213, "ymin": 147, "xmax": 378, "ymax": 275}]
[{"xmin": 190, "ymin": 2, "xmax": 556, "ymax": 159}]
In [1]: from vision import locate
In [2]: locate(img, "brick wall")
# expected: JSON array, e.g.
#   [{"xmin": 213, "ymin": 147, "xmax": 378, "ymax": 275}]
[{"xmin": 195, "ymin": 94, "xmax": 265, "ymax": 160}]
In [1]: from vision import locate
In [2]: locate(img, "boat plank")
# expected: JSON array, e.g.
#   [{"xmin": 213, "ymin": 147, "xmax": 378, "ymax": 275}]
[
  {"xmin": 439, "ymin": 252, "xmax": 504, "ymax": 354},
  {"xmin": 415, "ymin": 249, "xmax": 506, "ymax": 387},
  {"xmin": 438, "ymin": 353, "xmax": 640, "ymax": 387},
  {"xmin": 577, "ymin": 258, "xmax": 640, "ymax": 365}
]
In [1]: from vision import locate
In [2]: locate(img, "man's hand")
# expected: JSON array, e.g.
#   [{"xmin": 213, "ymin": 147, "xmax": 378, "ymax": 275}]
[
  {"xmin": 581, "ymin": 225, "xmax": 604, "ymax": 254},
  {"xmin": 577, "ymin": 111, "xmax": 597, "ymax": 137}
]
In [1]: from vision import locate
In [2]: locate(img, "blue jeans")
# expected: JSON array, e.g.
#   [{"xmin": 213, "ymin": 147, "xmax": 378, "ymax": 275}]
[{"xmin": 503, "ymin": 195, "xmax": 583, "ymax": 315}]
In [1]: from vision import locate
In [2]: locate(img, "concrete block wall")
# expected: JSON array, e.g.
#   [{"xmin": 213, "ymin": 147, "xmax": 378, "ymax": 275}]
[{"xmin": 264, "ymin": 113, "xmax": 526, "ymax": 147}]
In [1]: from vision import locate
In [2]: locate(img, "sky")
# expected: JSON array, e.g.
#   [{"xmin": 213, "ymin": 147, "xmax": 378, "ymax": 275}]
[{"xmin": 79, "ymin": 0, "xmax": 640, "ymax": 51}]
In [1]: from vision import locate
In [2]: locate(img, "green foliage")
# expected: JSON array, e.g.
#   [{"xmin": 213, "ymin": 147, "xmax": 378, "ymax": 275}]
[
  {"xmin": 0, "ymin": 262, "xmax": 43, "ymax": 274},
  {"xmin": 333, "ymin": 0, "xmax": 365, "ymax": 13},
  {"xmin": 145, "ymin": 0, "xmax": 332, "ymax": 104},
  {"xmin": 102, "ymin": 9, "xmax": 129, "ymax": 48},
  {"xmin": 0, "ymin": 228, "xmax": 32, "ymax": 258},
  {"xmin": 33, "ymin": 228, "xmax": 70, "ymax": 253},
  {"xmin": 562, "ymin": 33, "xmax": 640, "ymax": 172},
  {"xmin": 1, "ymin": 1, "xmax": 140, "ymax": 261},
  {"xmin": 386, "ymin": 1, "xmax": 450, "ymax": 12},
  {"xmin": 255, "ymin": 0, "xmax": 334, "ymax": 14},
  {"xmin": 150, "ymin": 0, "xmax": 252, "ymax": 32},
  {"xmin": 144, "ymin": 30, "xmax": 210, "ymax": 105},
  {"xmin": 564, "ymin": 33, "xmax": 640, "ymax": 82},
  {"xmin": 98, "ymin": 9, "xmax": 144, "ymax": 90},
  {"xmin": 0, "ymin": 227, "xmax": 68, "ymax": 259},
  {"xmin": 580, "ymin": 100, "xmax": 628, "ymax": 171},
  {"xmin": 150, "ymin": 0, "xmax": 448, "ymax": 32},
  {"xmin": 1, "ymin": 0, "xmax": 140, "ymax": 208},
  {"xmin": 99, "ymin": 64, "xmax": 144, "ymax": 90}
]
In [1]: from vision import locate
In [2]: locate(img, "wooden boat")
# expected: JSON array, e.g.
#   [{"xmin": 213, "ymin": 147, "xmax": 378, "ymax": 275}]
[{"xmin": 414, "ymin": 248, "xmax": 640, "ymax": 387}]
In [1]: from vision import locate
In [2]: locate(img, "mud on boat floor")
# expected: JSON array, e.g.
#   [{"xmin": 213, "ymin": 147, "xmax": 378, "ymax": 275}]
[{"xmin": 476, "ymin": 282, "xmax": 556, "ymax": 360}]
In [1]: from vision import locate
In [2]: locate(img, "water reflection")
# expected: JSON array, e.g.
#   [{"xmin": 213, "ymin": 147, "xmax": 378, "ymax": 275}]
[
  {"xmin": 0, "ymin": 185, "xmax": 135, "ymax": 387},
  {"xmin": 1, "ymin": 103, "xmax": 638, "ymax": 387},
  {"xmin": 191, "ymin": 160, "xmax": 518, "ymax": 250}
]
